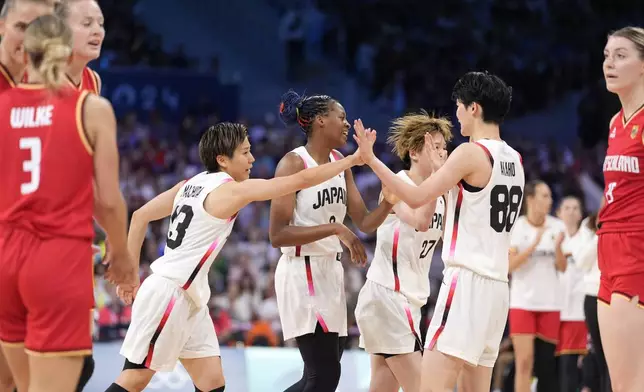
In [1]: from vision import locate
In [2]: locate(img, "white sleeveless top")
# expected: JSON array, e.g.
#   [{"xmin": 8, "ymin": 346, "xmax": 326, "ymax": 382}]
[
  {"xmin": 366, "ymin": 171, "xmax": 445, "ymax": 307},
  {"xmin": 442, "ymin": 139, "xmax": 525, "ymax": 282},
  {"xmin": 281, "ymin": 146, "xmax": 348, "ymax": 257},
  {"xmin": 151, "ymin": 171, "xmax": 237, "ymax": 307}
]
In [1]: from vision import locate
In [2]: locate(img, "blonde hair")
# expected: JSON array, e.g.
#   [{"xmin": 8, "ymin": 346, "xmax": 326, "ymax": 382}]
[
  {"xmin": 387, "ymin": 110, "xmax": 453, "ymax": 164},
  {"xmin": 610, "ymin": 26, "xmax": 644, "ymax": 59},
  {"xmin": 1, "ymin": 0, "xmax": 54, "ymax": 18},
  {"xmin": 23, "ymin": 14, "xmax": 72, "ymax": 90},
  {"xmin": 54, "ymin": 0, "xmax": 90, "ymax": 21}
]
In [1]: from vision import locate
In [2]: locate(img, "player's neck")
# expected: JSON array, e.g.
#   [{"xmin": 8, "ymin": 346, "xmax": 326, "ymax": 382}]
[
  {"xmin": 469, "ymin": 122, "xmax": 501, "ymax": 142},
  {"xmin": 407, "ymin": 165, "xmax": 429, "ymax": 184},
  {"xmin": 304, "ymin": 139, "xmax": 332, "ymax": 166},
  {"xmin": 565, "ymin": 222, "xmax": 578, "ymax": 237},
  {"xmin": 24, "ymin": 66, "xmax": 43, "ymax": 84},
  {"xmin": 0, "ymin": 50, "xmax": 25, "ymax": 83},
  {"xmin": 526, "ymin": 210, "xmax": 546, "ymax": 227},
  {"xmin": 66, "ymin": 60, "xmax": 87, "ymax": 85},
  {"xmin": 618, "ymin": 82, "xmax": 644, "ymax": 120}
]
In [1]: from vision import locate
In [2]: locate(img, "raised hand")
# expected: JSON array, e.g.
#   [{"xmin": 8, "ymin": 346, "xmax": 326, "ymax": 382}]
[{"xmin": 352, "ymin": 119, "xmax": 377, "ymax": 165}]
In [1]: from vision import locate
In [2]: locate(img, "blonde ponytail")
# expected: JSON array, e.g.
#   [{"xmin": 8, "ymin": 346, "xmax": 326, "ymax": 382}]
[{"xmin": 23, "ymin": 14, "xmax": 72, "ymax": 91}]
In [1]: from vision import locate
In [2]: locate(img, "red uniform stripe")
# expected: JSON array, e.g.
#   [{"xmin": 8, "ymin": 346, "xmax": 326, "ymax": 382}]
[
  {"xmin": 304, "ymin": 256, "xmax": 329, "ymax": 332},
  {"xmin": 182, "ymin": 239, "xmax": 219, "ymax": 290},
  {"xmin": 331, "ymin": 150, "xmax": 342, "ymax": 162},
  {"xmin": 392, "ymin": 223, "xmax": 401, "ymax": 292},
  {"xmin": 473, "ymin": 142, "xmax": 493, "ymax": 162},
  {"xmin": 145, "ymin": 295, "xmax": 176, "ymax": 368},
  {"xmin": 449, "ymin": 184, "xmax": 464, "ymax": 259},
  {"xmin": 427, "ymin": 272, "xmax": 459, "ymax": 350}
]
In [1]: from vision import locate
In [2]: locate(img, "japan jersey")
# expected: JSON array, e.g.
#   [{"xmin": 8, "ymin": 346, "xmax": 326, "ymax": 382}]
[
  {"xmin": 442, "ymin": 139, "xmax": 525, "ymax": 282},
  {"xmin": 0, "ymin": 85, "xmax": 94, "ymax": 240},
  {"xmin": 599, "ymin": 106, "xmax": 644, "ymax": 233},
  {"xmin": 151, "ymin": 172, "xmax": 237, "ymax": 307},
  {"xmin": 366, "ymin": 171, "xmax": 445, "ymax": 307},
  {"xmin": 281, "ymin": 146, "xmax": 347, "ymax": 257}
]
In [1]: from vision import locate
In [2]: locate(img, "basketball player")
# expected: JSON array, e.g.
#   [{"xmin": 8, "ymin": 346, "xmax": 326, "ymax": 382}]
[
  {"xmin": 508, "ymin": 180, "xmax": 566, "ymax": 392},
  {"xmin": 0, "ymin": 0, "xmax": 54, "ymax": 89},
  {"xmin": 354, "ymin": 112, "xmax": 451, "ymax": 392},
  {"xmin": 269, "ymin": 90, "xmax": 393, "ymax": 392},
  {"xmin": 555, "ymin": 196, "xmax": 587, "ymax": 392},
  {"xmin": 0, "ymin": 14, "xmax": 137, "ymax": 392},
  {"xmin": 598, "ymin": 26, "xmax": 644, "ymax": 391},
  {"xmin": 54, "ymin": 0, "xmax": 102, "ymax": 94},
  {"xmin": 106, "ymin": 122, "xmax": 365, "ymax": 392},
  {"xmin": 353, "ymin": 71, "xmax": 524, "ymax": 392}
]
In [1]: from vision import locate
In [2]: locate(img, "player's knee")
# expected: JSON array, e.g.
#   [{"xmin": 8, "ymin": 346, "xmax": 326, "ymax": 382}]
[
  {"xmin": 192, "ymin": 372, "xmax": 225, "ymax": 392},
  {"xmin": 514, "ymin": 351, "xmax": 533, "ymax": 373},
  {"xmin": 307, "ymin": 361, "xmax": 341, "ymax": 391},
  {"xmin": 0, "ymin": 371, "xmax": 13, "ymax": 390},
  {"xmin": 115, "ymin": 369, "xmax": 154, "ymax": 392}
]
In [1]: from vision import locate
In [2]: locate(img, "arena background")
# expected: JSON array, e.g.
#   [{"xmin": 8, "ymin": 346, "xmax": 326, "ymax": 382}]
[{"xmin": 20, "ymin": 0, "xmax": 639, "ymax": 390}]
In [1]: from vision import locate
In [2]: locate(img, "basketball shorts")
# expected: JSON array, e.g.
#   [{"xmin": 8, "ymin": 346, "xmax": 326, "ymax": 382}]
[
  {"xmin": 597, "ymin": 231, "xmax": 644, "ymax": 307},
  {"xmin": 355, "ymin": 280, "xmax": 422, "ymax": 355},
  {"xmin": 555, "ymin": 321, "xmax": 588, "ymax": 355},
  {"xmin": 0, "ymin": 227, "xmax": 94, "ymax": 355},
  {"xmin": 425, "ymin": 266, "xmax": 509, "ymax": 368},
  {"xmin": 120, "ymin": 274, "xmax": 220, "ymax": 372},
  {"xmin": 274, "ymin": 254, "xmax": 347, "ymax": 341},
  {"xmin": 509, "ymin": 309, "xmax": 560, "ymax": 343}
]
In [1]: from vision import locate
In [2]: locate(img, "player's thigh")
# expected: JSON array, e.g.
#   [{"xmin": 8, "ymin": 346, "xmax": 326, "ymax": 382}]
[
  {"xmin": 599, "ymin": 294, "xmax": 644, "ymax": 391},
  {"xmin": 385, "ymin": 351, "xmax": 422, "ymax": 392},
  {"xmin": 1, "ymin": 345, "xmax": 27, "ymax": 392},
  {"xmin": 420, "ymin": 349, "xmax": 465, "ymax": 392},
  {"xmin": 21, "ymin": 237, "xmax": 94, "ymax": 355},
  {"xmin": 28, "ymin": 355, "xmax": 83, "ymax": 392},
  {"xmin": 0, "ymin": 349, "xmax": 13, "ymax": 391},
  {"xmin": 457, "ymin": 364, "xmax": 494, "ymax": 392},
  {"xmin": 369, "ymin": 354, "xmax": 399, "ymax": 392},
  {"xmin": 179, "ymin": 306, "xmax": 224, "ymax": 389}
]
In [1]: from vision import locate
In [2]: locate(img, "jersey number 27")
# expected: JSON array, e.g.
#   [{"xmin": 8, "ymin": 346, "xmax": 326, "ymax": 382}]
[{"xmin": 489, "ymin": 185, "xmax": 523, "ymax": 233}]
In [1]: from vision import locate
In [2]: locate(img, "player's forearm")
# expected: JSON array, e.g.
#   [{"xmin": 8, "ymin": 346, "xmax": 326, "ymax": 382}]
[
  {"xmin": 269, "ymin": 223, "xmax": 340, "ymax": 248},
  {"xmin": 368, "ymin": 158, "xmax": 426, "ymax": 208},
  {"xmin": 555, "ymin": 245, "xmax": 567, "ymax": 272},
  {"xmin": 354, "ymin": 201, "xmax": 393, "ymax": 234},
  {"xmin": 127, "ymin": 210, "xmax": 149, "ymax": 267},
  {"xmin": 395, "ymin": 199, "xmax": 437, "ymax": 232},
  {"xmin": 508, "ymin": 244, "xmax": 537, "ymax": 273},
  {"xmin": 94, "ymin": 193, "xmax": 129, "ymax": 255}
]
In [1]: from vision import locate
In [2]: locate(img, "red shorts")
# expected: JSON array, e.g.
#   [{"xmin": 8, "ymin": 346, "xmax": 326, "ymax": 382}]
[
  {"xmin": 555, "ymin": 321, "xmax": 588, "ymax": 355},
  {"xmin": 597, "ymin": 232, "xmax": 644, "ymax": 307},
  {"xmin": 509, "ymin": 308, "xmax": 560, "ymax": 343},
  {"xmin": 0, "ymin": 227, "xmax": 94, "ymax": 355}
]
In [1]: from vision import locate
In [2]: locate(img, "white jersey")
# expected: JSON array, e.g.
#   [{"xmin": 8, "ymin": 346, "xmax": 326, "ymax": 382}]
[
  {"xmin": 367, "ymin": 171, "xmax": 445, "ymax": 307},
  {"xmin": 559, "ymin": 224, "xmax": 592, "ymax": 321},
  {"xmin": 151, "ymin": 171, "xmax": 236, "ymax": 307},
  {"xmin": 509, "ymin": 215, "xmax": 566, "ymax": 311},
  {"xmin": 442, "ymin": 139, "xmax": 525, "ymax": 282},
  {"xmin": 281, "ymin": 146, "xmax": 347, "ymax": 256}
]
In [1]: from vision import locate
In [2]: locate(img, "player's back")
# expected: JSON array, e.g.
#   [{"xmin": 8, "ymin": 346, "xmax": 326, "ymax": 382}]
[
  {"xmin": 150, "ymin": 171, "xmax": 237, "ymax": 307},
  {"xmin": 599, "ymin": 108, "xmax": 644, "ymax": 233},
  {"xmin": 0, "ymin": 85, "xmax": 94, "ymax": 240},
  {"xmin": 442, "ymin": 139, "xmax": 525, "ymax": 281}
]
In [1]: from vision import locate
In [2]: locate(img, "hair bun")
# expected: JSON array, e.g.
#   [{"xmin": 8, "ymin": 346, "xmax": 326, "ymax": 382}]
[{"xmin": 279, "ymin": 89, "xmax": 305, "ymax": 127}]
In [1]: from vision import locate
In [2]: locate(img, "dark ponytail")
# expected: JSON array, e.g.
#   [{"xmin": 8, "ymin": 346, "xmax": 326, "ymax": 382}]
[{"xmin": 278, "ymin": 89, "xmax": 335, "ymax": 135}]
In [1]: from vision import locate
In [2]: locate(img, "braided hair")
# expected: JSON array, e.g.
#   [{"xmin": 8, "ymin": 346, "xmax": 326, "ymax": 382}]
[{"xmin": 278, "ymin": 90, "xmax": 336, "ymax": 135}]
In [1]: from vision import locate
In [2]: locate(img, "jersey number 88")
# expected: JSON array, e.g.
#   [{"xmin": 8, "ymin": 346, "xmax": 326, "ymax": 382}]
[{"xmin": 489, "ymin": 185, "xmax": 523, "ymax": 233}]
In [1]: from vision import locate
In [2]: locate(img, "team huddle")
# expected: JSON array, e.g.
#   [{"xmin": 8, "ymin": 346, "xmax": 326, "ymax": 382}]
[{"xmin": 0, "ymin": 0, "xmax": 643, "ymax": 391}]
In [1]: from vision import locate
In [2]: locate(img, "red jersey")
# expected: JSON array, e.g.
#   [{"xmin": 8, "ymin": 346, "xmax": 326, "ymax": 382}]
[
  {"xmin": 0, "ymin": 85, "xmax": 95, "ymax": 240},
  {"xmin": 599, "ymin": 104, "xmax": 644, "ymax": 233},
  {"xmin": 67, "ymin": 67, "xmax": 100, "ymax": 95},
  {"xmin": 0, "ymin": 62, "xmax": 28, "ymax": 93}
]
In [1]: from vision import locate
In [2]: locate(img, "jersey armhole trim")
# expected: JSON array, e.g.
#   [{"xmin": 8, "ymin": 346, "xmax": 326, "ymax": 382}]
[
  {"xmin": 90, "ymin": 69, "xmax": 100, "ymax": 95},
  {"xmin": 609, "ymin": 112, "xmax": 620, "ymax": 130},
  {"xmin": 461, "ymin": 142, "xmax": 494, "ymax": 192},
  {"xmin": 0, "ymin": 62, "xmax": 16, "ymax": 87},
  {"xmin": 75, "ymin": 90, "xmax": 93, "ymax": 155}
]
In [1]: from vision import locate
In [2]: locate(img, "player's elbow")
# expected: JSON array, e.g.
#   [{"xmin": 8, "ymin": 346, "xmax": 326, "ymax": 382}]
[
  {"xmin": 414, "ymin": 224, "xmax": 430, "ymax": 233},
  {"xmin": 268, "ymin": 230, "xmax": 284, "ymax": 248},
  {"xmin": 95, "ymin": 191, "xmax": 125, "ymax": 214}
]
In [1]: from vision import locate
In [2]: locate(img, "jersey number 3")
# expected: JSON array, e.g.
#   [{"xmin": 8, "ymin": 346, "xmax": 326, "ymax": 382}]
[
  {"xmin": 167, "ymin": 204, "xmax": 194, "ymax": 249},
  {"xmin": 490, "ymin": 185, "xmax": 523, "ymax": 233},
  {"xmin": 19, "ymin": 137, "xmax": 42, "ymax": 195}
]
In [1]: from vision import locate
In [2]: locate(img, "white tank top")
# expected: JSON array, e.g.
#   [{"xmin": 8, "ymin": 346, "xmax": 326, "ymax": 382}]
[
  {"xmin": 509, "ymin": 215, "xmax": 566, "ymax": 311},
  {"xmin": 281, "ymin": 146, "xmax": 347, "ymax": 257},
  {"xmin": 151, "ymin": 171, "xmax": 237, "ymax": 307},
  {"xmin": 366, "ymin": 171, "xmax": 445, "ymax": 307},
  {"xmin": 442, "ymin": 139, "xmax": 525, "ymax": 282},
  {"xmin": 559, "ymin": 227, "xmax": 587, "ymax": 321}
]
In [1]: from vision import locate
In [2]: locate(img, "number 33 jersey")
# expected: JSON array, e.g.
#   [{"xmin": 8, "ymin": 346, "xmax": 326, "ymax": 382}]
[
  {"xmin": 442, "ymin": 139, "xmax": 525, "ymax": 282},
  {"xmin": 151, "ymin": 171, "xmax": 237, "ymax": 307}
]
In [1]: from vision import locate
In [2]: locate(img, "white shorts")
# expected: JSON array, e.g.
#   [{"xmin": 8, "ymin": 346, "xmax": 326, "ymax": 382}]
[
  {"xmin": 120, "ymin": 274, "xmax": 220, "ymax": 372},
  {"xmin": 426, "ymin": 266, "xmax": 509, "ymax": 368},
  {"xmin": 355, "ymin": 280, "xmax": 422, "ymax": 355},
  {"xmin": 275, "ymin": 254, "xmax": 347, "ymax": 341}
]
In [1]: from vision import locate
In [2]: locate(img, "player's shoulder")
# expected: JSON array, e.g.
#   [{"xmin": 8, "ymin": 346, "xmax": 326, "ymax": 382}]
[
  {"xmin": 275, "ymin": 150, "xmax": 306, "ymax": 176},
  {"xmin": 609, "ymin": 111, "xmax": 622, "ymax": 129}
]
